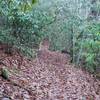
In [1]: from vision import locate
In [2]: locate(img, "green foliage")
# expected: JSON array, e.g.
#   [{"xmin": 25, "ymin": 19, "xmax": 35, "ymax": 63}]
[
  {"xmin": 0, "ymin": 0, "xmax": 40, "ymax": 57},
  {"xmin": 38, "ymin": 0, "xmax": 100, "ymax": 73},
  {"xmin": 80, "ymin": 23, "xmax": 100, "ymax": 72},
  {"xmin": 0, "ymin": 0, "xmax": 56, "ymax": 57},
  {"xmin": 0, "ymin": 0, "xmax": 100, "ymax": 73}
]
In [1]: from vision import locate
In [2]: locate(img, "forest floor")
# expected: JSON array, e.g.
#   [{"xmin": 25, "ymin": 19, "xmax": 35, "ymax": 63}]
[{"xmin": 0, "ymin": 47, "xmax": 100, "ymax": 100}]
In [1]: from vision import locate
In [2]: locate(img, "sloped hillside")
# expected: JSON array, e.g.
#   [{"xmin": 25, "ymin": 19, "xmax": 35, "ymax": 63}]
[{"xmin": 0, "ymin": 47, "xmax": 100, "ymax": 100}]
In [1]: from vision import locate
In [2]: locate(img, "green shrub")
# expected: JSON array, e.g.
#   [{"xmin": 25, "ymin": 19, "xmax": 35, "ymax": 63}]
[{"xmin": 0, "ymin": 0, "xmax": 40, "ymax": 57}]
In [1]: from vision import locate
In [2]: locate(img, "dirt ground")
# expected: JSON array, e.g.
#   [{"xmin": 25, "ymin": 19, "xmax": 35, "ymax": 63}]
[{"xmin": 0, "ymin": 48, "xmax": 100, "ymax": 100}]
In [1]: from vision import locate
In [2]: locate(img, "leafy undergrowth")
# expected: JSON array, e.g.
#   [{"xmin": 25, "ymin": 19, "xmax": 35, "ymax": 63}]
[{"xmin": 0, "ymin": 49, "xmax": 100, "ymax": 100}]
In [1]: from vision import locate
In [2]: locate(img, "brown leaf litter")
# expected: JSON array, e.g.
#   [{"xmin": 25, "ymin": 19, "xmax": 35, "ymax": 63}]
[{"xmin": 0, "ymin": 47, "xmax": 100, "ymax": 100}]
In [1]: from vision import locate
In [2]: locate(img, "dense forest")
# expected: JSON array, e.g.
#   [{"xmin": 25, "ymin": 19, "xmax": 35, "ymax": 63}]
[{"xmin": 0, "ymin": 0, "xmax": 100, "ymax": 100}]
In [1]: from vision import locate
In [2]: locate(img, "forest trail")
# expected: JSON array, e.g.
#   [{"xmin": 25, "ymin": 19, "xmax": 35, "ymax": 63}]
[{"xmin": 0, "ymin": 46, "xmax": 100, "ymax": 100}]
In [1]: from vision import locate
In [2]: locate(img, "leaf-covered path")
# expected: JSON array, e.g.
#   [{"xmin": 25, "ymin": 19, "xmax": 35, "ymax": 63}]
[{"xmin": 0, "ymin": 49, "xmax": 100, "ymax": 100}]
